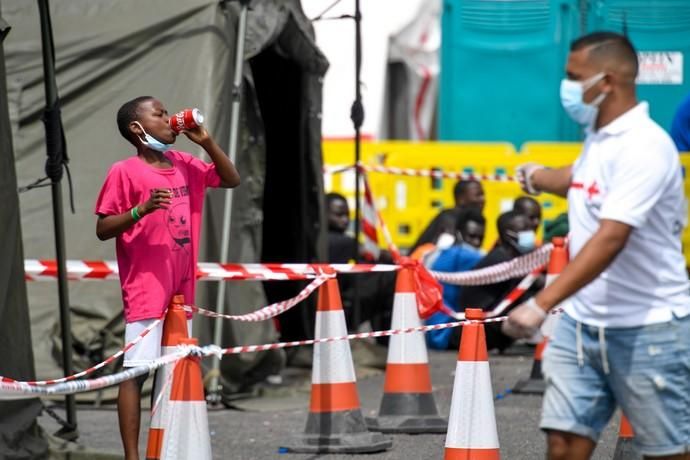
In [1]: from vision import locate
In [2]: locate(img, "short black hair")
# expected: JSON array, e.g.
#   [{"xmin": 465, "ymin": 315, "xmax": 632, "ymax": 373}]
[
  {"xmin": 455, "ymin": 206, "xmax": 485, "ymax": 232},
  {"xmin": 497, "ymin": 210, "xmax": 524, "ymax": 240},
  {"xmin": 117, "ymin": 96, "xmax": 154, "ymax": 146},
  {"xmin": 513, "ymin": 196, "xmax": 540, "ymax": 213},
  {"xmin": 571, "ymin": 31, "xmax": 638, "ymax": 80},
  {"xmin": 453, "ymin": 179, "xmax": 481, "ymax": 200},
  {"xmin": 326, "ymin": 192, "xmax": 347, "ymax": 207}
]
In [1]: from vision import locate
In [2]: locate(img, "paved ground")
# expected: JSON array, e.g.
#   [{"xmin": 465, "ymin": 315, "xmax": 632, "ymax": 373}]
[{"xmin": 40, "ymin": 342, "xmax": 620, "ymax": 459}]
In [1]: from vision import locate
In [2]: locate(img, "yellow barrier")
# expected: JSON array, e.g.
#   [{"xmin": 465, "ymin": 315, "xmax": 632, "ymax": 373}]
[{"xmin": 324, "ymin": 141, "xmax": 690, "ymax": 264}]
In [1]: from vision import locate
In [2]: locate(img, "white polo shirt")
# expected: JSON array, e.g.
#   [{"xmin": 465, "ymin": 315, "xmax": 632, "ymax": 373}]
[{"xmin": 565, "ymin": 102, "xmax": 690, "ymax": 327}]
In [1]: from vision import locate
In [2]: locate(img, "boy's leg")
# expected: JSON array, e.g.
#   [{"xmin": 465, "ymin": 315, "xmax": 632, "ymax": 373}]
[
  {"xmin": 118, "ymin": 374, "xmax": 147, "ymax": 460},
  {"xmin": 119, "ymin": 319, "xmax": 164, "ymax": 459}
]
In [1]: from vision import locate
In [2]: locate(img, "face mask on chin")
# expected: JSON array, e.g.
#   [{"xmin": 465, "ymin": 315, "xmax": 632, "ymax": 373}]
[
  {"xmin": 560, "ymin": 72, "xmax": 607, "ymax": 126},
  {"xmin": 135, "ymin": 122, "xmax": 174, "ymax": 152},
  {"xmin": 506, "ymin": 229, "xmax": 536, "ymax": 254}
]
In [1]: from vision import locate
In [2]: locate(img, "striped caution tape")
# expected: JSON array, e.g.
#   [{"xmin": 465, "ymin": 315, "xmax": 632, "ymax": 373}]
[
  {"xmin": 325, "ymin": 163, "xmax": 519, "ymax": 183},
  {"xmin": 0, "ymin": 312, "xmax": 166, "ymax": 386},
  {"xmin": 184, "ymin": 272, "xmax": 333, "ymax": 321},
  {"xmin": 24, "ymin": 260, "xmax": 399, "ymax": 282},
  {"xmin": 431, "ymin": 244, "xmax": 552, "ymax": 286}
]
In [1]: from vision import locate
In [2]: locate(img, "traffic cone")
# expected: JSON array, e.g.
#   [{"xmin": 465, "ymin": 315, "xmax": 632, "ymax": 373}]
[
  {"xmin": 146, "ymin": 295, "xmax": 189, "ymax": 460},
  {"xmin": 613, "ymin": 414, "xmax": 642, "ymax": 460},
  {"xmin": 513, "ymin": 237, "xmax": 568, "ymax": 395},
  {"xmin": 159, "ymin": 337, "xmax": 212, "ymax": 460},
  {"xmin": 367, "ymin": 266, "xmax": 447, "ymax": 433},
  {"xmin": 444, "ymin": 308, "xmax": 499, "ymax": 459},
  {"xmin": 284, "ymin": 277, "xmax": 392, "ymax": 453}
]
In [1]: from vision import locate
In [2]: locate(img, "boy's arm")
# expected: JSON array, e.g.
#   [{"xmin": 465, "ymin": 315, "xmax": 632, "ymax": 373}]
[
  {"xmin": 96, "ymin": 188, "xmax": 172, "ymax": 240},
  {"xmin": 183, "ymin": 126, "xmax": 240, "ymax": 188}
]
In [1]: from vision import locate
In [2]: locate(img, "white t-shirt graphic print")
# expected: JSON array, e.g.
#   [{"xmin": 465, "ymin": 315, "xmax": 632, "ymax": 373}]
[{"xmin": 565, "ymin": 102, "xmax": 690, "ymax": 327}]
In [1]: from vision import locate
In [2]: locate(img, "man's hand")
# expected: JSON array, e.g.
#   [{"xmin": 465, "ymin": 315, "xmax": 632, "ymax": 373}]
[
  {"xmin": 516, "ymin": 163, "xmax": 545, "ymax": 195},
  {"xmin": 502, "ymin": 298, "xmax": 547, "ymax": 339}
]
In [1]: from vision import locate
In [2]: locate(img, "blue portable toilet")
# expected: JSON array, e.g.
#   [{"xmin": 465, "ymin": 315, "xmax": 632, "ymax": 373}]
[
  {"xmin": 587, "ymin": 0, "xmax": 690, "ymax": 132},
  {"xmin": 440, "ymin": 0, "xmax": 582, "ymax": 147}
]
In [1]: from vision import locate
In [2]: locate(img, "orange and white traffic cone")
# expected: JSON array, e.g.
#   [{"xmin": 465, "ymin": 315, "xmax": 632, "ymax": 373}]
[
  {"xmin": 613, "ymin": 414, "xmax": 642, "ymax": 460},
  {"xmin": 159, "ymin": 337, "xmax": 212, "ymax": 460},
  {"xmin": 444, "ymin": 308, "xmax": 499, "ymax": 459},
  {"xmin": 285, "ymin": 277, "xmax": 392, "ymax": 453},
  {"xmin": 513, "ymin": 237, "xmax": 568, "ymax": 395},
  {"xmin": 146, "ymin": 295, "xmax": 189, "ymax": 460},
  {"xmin": 367, "ymin": 266, "xmax": 446, "ymax": 433}
]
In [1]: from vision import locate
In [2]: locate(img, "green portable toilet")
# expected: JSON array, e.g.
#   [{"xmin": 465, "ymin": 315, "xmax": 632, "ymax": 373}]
[
  {"xmin": 588, "ymin": 0, "xmax": 690, "ymax": 130},
  {"xmin": 440, "ymin": 0, "xmax": 582, "ymax": 147}
]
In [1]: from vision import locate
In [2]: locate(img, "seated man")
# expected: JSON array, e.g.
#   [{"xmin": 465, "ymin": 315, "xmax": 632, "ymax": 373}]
[
  {"xmin": 457, "ymin": 210, "xmax": 543, "ymax": 352},
  {"xmin": 513, "ymin": 196, "xmax": 542, "ymax": 233},
  {"xmin": 325, "ymin": 192, "xmax": 395, "ymax": 334},
  {"xmin": 410, "ymin": 179, "xmax": 485, "ymax": 254},
  {"xmin": 424, "ymin": 208, "xmax": 486, "ymax": 350}
]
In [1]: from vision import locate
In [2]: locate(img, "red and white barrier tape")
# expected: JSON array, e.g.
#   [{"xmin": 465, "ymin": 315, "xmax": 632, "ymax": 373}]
[
  {"xmin": 24, "ymin": 261, "xmax": 398, "ymax": 282},
  {"xmin": 431, "ymin": 244, "xmax": 552, "ymax": 286},
  {"xmin": 325, "ymin": 163, "xmax": 519, "ymax": 183},
  {"xmin": 0, "ymin": 312, "xmax": 166, "ymax": 386},
  {"xmin": 184, "ymin": 272, "xmax": 332, "ymax": 322},
  {"xmin": 0, "ymin": 315, "xmax": 512, "ymax": 398},
  {"xmin": 443, "ymin": 267, "xmax": 544, "ymax": 321},
  {"xmin": 0, "ymin": 349, "xmax": 187, "ymax": 399},
  {"xmin": 361, "ymin": 173, "xmax": 381, "ymax": 261}
]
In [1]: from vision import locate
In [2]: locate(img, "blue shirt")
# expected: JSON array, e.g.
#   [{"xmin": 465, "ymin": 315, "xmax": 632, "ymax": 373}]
[
  {"xmin": 670, "ymin": 93, "xmax": 690, "ymax": 152},
  {"xmin": 425, "ymin": 245, "xmax": 482, "ymax": 350}
]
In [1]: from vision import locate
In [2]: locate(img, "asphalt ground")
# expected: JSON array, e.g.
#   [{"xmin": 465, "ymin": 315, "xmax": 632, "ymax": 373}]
[{"xmin": 39, "ymin": 341, "xmax": 620, "ymax": 460}]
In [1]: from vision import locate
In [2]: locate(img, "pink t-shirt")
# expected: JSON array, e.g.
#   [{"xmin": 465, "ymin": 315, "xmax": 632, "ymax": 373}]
[{"xmin": 94, "ymin": 150, "xmax": 221, "ymax": 322}]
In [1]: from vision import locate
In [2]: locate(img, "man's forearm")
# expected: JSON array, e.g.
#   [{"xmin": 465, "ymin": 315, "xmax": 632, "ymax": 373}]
[
  {"xmin": 532, "ymin": 166, "xmax": 573, "ymax": 198},
  {"xmin": 201, "ymin": 138, "xmax": 240, "ymax": 188}
]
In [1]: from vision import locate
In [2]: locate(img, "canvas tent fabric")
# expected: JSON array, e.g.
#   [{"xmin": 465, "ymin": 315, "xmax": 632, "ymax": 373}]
[
  {"xmin": 381, "ymin": 0, "xmax": 440, "ymax": 140},
  {"xmin": 2, "ymin": 0, "xmax": 327, "ymax": 401},
  {"xmin": 0, "ymin": 3, "xmax": 50, "ymax": 458}
]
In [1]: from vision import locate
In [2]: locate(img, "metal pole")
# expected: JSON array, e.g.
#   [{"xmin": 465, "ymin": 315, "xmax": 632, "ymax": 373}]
[
  {"xmin": 350, "ymin": 0, "xmax": 364, "ymax": 331},
  {"xmin": 37, "ymin": 0, "xmax": 77, "ymax": 439},
  {"xmin": 207, "ymin": 0, "xmax": 250, "ymax": 405}
]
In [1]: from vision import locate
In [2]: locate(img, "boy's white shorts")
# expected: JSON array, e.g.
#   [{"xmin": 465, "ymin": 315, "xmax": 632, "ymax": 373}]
[{"xmin": 123, "ymin": 318, "xmax": 192, "ymax": 367}]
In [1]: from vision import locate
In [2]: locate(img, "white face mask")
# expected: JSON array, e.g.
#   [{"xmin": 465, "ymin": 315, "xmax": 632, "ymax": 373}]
[
  {"xmin": 560, "ymin": 72, "xmax": 607, "ymax": 126},
  {"xmin": 134, "ymin": 122, "xmax": 174, "ymax": 152}
]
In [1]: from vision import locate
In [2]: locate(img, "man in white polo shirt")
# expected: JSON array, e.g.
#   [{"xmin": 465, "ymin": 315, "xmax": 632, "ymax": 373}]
[{"xmin": 504, "ymin": 31, "xmax": 690, "ymax": 460}]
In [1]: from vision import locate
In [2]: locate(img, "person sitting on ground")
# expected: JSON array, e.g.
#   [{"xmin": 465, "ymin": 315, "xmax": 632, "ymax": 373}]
[
  {"xmin": 420, "ymin": 206, "xmax": 486, "ymax": 268},
  {"xmin": 324, "ymin": 192, "xmax": 395, "ymax": 337},
  {"xmin": 424, "ymin": 208, "xmax": 486, "ymax": 350},
  {"xmin": 456, "ymin": 210, "xmax": 543, "ymax": 352},
  {"xmin": 409, "ymin": 179, "xmax": 486, "ymax": 258},
  {"xmin": 513, "ymin": 196, "xmax": 542, "ymax": 233}
]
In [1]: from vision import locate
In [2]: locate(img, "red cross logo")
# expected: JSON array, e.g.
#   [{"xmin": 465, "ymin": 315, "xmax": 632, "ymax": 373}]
[{"xmin": 571, "ymin": 181, "xmax": 600, "ymax": 200}]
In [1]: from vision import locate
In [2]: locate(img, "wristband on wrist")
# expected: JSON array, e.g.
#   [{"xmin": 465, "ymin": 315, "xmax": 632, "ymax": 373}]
[{"xmin": 131, "ymin": 206, "xmax": 141, "ymax": 222}]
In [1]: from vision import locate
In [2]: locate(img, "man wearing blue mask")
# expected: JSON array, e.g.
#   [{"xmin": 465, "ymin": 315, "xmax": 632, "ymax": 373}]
[
  {"xmin": 506, "ymin": 32, "xmax": 690, "ymax": 460},
  {"xmin": 454, "ymin": 211, "xmax": 540, "ymax": 352}
]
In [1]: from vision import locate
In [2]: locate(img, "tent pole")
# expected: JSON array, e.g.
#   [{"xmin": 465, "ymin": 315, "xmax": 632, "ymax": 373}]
[
  {"xmin": 37, "ymin": 0, "xmax": 77, "ymax": 440},
  {"xmin": 207, "ymin": 0, "xmax": 250, "ymax": 406},
  {"xmin": 350, "ymin": 0, "xmax": 364, "ymax": 330}
]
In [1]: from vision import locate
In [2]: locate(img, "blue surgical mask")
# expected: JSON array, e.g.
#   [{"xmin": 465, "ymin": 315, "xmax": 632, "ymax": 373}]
[
  {"xmin": 560, "ymin": 72, "xmax": 607, "ymax": 126},
  {"xmin": 507, "ymin": 230, "xmax": 536, "ymax": 253},
  {"xmin": 135, "ymin": 122, "xmax": 173, "ymax": 152}
]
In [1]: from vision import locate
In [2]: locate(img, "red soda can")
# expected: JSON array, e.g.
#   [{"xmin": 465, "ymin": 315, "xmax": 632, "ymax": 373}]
[{"xmin": 169, "ymin": 108, "xmax": 204, "ymax": 133}]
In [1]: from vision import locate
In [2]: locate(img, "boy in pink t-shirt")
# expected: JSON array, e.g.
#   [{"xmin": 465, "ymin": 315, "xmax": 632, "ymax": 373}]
[{"xmin": 95, "ymin": 96, "xmax": 239, "ymax": 459}]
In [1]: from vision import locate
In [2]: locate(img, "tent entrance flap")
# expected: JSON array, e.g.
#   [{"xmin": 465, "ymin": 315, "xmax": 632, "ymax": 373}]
[{"xmin": 253, "ymin": 45, "xmax": 315, "ymax": 341}]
